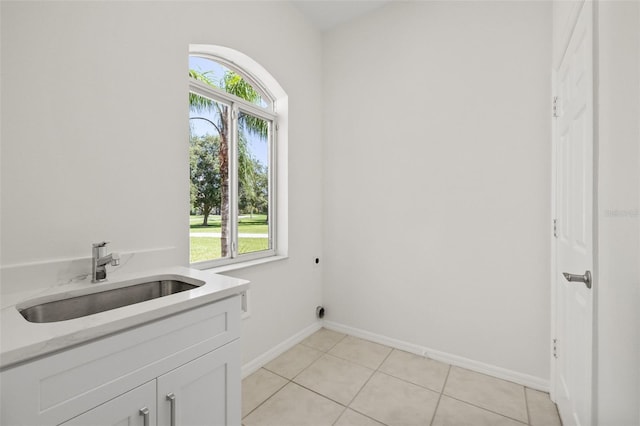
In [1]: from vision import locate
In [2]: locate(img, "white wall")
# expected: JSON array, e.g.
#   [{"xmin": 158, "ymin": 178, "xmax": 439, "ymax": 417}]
[
  {"xmin": 323, "ymin": 1, "xmax": 552, "ymax": 382},
  {"xmin": 0, "ymin": 1, "xmax": 324, "ymax": 367},
  {"xmin": 595, "ymin": 1, "xmax": 640, "ymax": 423}
]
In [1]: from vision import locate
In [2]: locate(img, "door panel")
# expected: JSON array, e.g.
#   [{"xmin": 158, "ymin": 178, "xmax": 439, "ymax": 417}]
[
  {"xmin": 157, "ymin": 340, "xmax": 241, "ymax": 426},
  {"xmin": 553, "ymin": 2, "xmax": 594, "ymax": 426}
]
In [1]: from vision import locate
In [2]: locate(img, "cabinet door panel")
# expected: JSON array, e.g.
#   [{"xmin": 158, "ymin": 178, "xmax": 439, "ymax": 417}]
[
  {"xmin": 157, "ymin": 341, "xmax": 240, "ymax": 426},
  {"xmin": 61, "ymin": 381, "xmax": 156, "ymax": 426}
]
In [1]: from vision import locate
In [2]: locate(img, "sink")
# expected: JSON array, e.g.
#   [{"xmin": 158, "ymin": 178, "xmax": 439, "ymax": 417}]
[{"xmin": 18, "ymin": 280, "xmax": 200, "ymax": 323}]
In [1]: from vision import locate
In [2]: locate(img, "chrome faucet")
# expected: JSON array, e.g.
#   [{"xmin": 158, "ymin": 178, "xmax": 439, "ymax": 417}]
[{"xmin": 92, "ymin": 241, "xmax": 120, "ymax": 283}]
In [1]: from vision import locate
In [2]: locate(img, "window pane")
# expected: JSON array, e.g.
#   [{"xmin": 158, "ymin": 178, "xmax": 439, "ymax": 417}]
[
  {"xmin": 237, "ymin": 111, "xmax": 270, "ymax": 255},
  {"xmin": 189, "ymin": 92, "xmax": 231, "ymax": 263},
  {"xmin": 189, "ymin": 56, "xmax": 269, "ymax": 109}
]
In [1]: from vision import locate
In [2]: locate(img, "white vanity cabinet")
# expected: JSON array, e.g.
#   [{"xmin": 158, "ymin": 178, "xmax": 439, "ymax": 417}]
[{"xmin": 1, "ymin": 294, "xmax": 242, "ymax": 426}]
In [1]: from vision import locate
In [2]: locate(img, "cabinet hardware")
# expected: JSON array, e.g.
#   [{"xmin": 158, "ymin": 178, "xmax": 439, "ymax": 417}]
[
  {"xmin": 139, "ymin": 407, "xmax": 150, "ymax": 426},
  {"xmin": 166, "ymin": 392, "xmax": 176, "ymax": 426}
]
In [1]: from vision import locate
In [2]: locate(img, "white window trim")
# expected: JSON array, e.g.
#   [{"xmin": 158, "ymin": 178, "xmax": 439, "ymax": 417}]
[{"xmin": 189, "ymin": 50, "xmax": 285, "ymax": 270}]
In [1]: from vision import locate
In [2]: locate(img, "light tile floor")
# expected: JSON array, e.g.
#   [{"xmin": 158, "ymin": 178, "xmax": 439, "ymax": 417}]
[{"xmin": 242, "ymin": 328, "xmax": 562, "ymax": 426}]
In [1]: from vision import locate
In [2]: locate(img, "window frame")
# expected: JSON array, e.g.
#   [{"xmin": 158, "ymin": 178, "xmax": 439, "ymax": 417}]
[{"xmin": 188, "ymin": 64, "xmax": 277, "ymax": 269}]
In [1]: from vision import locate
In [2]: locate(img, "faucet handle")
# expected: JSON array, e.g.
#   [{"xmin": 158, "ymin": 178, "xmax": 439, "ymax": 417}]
[{"xmin": 93, "ymin": 241, "xmax": 110, "ymax": 248}]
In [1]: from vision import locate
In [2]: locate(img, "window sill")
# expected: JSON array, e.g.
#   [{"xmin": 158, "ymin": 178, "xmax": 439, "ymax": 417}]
[{"xmin": 194, "ymin": 255, "xmax": 288, "ymax": 274}]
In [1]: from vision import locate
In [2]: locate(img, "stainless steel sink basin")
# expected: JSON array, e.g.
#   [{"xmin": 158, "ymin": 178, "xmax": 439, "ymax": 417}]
[{"xmin": 18, "ymin": 280, "xmax": 199, "ymax": 323}]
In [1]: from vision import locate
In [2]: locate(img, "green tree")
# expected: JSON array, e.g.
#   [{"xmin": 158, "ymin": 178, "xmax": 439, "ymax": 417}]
[
  {"xmin": 239, "ymin": 155, "xmax": 268, "ymax": 217},
  {"xmin": 189, "ymin": 69, "xmax": 268, "ymax": 257},
  {"xmin": 190, "ymin": 134, "xmax": 221, "ymax": 226}
]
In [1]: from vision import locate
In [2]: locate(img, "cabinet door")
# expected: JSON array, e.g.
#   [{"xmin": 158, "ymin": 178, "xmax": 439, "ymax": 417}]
[
  {"xmin": 61, "ymin": 380, "xmax": 156, "ymax": 426},
  {"xmin": 157, "ymin": 340, "xmax": 240, "ymax": 426}
]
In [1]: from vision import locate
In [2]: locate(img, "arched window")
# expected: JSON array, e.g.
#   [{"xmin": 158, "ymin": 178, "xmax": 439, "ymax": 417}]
[{"xmin": 188, "ymin": 47, "xmax": 283, "ymax": 267}]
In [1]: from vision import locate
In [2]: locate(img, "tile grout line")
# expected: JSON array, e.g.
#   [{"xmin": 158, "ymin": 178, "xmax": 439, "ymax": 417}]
[
  {"xmin": 441, "ymin": 365, "xmax": 530, "ymax": 424},
  {"xmin": 333, "ymin": 346, "xmax": 395, "ymax": 424},
  {"xmin": 330, "ymin": 406, "xmax": 349, "ymax": 426},
  {"xmin": 346, "ymin": 407, "xmax": 391, "ymax": 426},
  {"xmin": 327, "ymin": 334, "xmax": 351, "ymax": 426},
  {"xmin": 288, "ymin": 380, "xmax": 347, "ymax": 407},
  {"xmin": 377, "ymin": 358, "xmax": 452, "ymax": 394},
  {"xmin": 241, "ymin": 368, "xmax": 291, "ymax": 421},
  {"xmin": 324, "ymin": 335, "xmax": 392, "ymax": 371},
  {"xmin": 304, "ymin": 331, "xmax": 385, "ymax": 426},
  {"xmin": 299, "ymin": 329, "xmax": 348, "ymax": 353},
  {"xmin": 262, "ymin": 365, "xmax": 296, "ymax": 382},
  {"xmin": 289, "ymin": 379, "xmax": 391, "ymax": 426},
  {"xmin": 375, "ymin": 346, "xmax": 395, "ymax": 372},
  {"xmin": 429, "ymin": 364, "xmax": 452, "ymax": 426},
  {"xmin": 300, "ymin": 350, "xmax": 379, "ymax": 396},
  {"xmin": 248, "ymin": 329, "xmax": 340, "ymax": 419},
  {"xmin": 342, "ymin": 348, "xmax": 396, "ymax": 426},
  {"xmin": 298, "ymin": 331, "xmax": 353, "ymax": 426},
  {"xmin": 524, "ymin": 387, "xmax": 532, "ymax": 425},
  {"xmin": 441, "ymin": 394, "xmax": 529, "ymax": 425}
]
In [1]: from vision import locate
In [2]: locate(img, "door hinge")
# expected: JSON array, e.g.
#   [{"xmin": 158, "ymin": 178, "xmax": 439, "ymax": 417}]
[
  {"xmin": 553, "ymin": 338, "xmax": 558, "ymax": 359},
  {"xmin": 553, "ymin": 219, "xmax": 558, "ymax": 238},
  {"xmin": 552, "ymin": 96, "xmax": 559, "ymax": 118}
]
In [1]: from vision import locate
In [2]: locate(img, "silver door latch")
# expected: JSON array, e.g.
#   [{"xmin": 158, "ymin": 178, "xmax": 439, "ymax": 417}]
[{"xmin": 562, "ymin": 270, "xmax": 592, "ymax": 289}]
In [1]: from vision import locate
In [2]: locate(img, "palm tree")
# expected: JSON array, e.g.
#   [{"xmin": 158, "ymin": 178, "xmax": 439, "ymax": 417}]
[{"xmin": 189, "ymin": 68, "xmax": 268, "ymax": 257}]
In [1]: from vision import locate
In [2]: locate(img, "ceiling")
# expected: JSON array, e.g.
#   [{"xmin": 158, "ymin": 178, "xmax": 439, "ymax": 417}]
[{"xmin": 290, "ymin": 0, "xmax": 393, "ymax": 31}]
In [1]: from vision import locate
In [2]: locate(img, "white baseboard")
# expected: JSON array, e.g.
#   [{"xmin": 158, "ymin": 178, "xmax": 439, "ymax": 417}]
[
  {"xmin": 323, "ymin": 320, "xmax": 550, "ymax": 392},
  {"xmin": 241, "ymin": 321, "xmax": 322, "ymax": 378}
]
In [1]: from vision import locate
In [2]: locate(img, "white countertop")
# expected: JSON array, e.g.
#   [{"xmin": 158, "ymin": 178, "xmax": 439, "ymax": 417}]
[{"xmin": 0, "ymin": 266, "xmax": 249, "ymax": 370}]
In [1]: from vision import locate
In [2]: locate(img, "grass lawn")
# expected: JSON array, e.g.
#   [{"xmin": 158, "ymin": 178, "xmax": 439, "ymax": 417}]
[
  {"xmin": 190, "ymin": 214, "xmax": 268, "ymax": 234},
  {"xmin": 190, "ymin": 214, "xmax": 269, "ymax": 263},
  {"xmin": 190, "ymin": 237, "xmax": 268, "ymax": 263}
]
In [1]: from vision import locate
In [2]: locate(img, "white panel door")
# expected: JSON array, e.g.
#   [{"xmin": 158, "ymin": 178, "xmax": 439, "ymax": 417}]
[
  {"xmin": 61, "ymin": 381, "xmax": 156, "ymax": 426},
  {"xmin": 157, "ymin": 340, "xmax": 241, "ymax": 426},
  {"xmin": 553, "ymin": 2, "xmax": 594, "ymax": 426}
]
